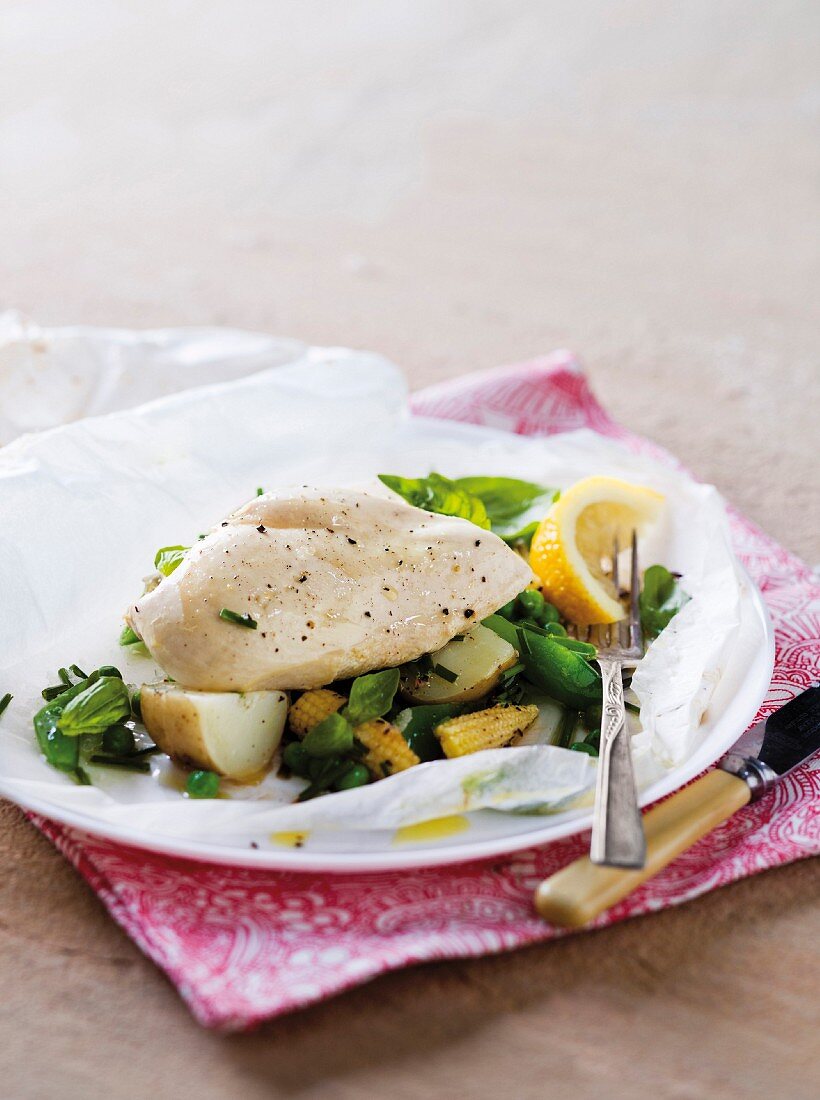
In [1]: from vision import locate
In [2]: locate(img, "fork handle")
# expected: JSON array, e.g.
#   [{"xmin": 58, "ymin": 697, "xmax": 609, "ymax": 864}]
[{"xmin": 590, "ymin": 658, "xmax": 646, "ymax": 868}]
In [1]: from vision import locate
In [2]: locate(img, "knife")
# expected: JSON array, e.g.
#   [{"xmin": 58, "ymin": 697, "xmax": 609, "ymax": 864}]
[{"xmin": 534, "ymin": 685, "xmax": 820, "ymax": 928}]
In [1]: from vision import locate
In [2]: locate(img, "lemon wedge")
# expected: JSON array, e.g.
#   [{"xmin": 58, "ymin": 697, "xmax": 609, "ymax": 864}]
[{"xmin": 529, "ymin": 476, "xmax": 664, "ymax": 625}]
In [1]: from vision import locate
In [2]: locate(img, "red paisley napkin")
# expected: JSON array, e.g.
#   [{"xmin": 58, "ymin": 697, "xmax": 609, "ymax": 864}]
[{"xmin": 29, "ymin": 353, "xmax": 820, "ymax": 1031}]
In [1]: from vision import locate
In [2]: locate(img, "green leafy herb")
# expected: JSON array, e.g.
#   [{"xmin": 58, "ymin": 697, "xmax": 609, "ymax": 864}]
[
  {"xmin": 256, "ymin": 486, "xmax": 264, "ymax": 496},
  {"xmin": 33, "ymin": 680, "xmax": 88, "ymax": 778},
  {"xmin": 345, "ymin": 668, "xmax": 400, "ymax": 726},
  {"xmin": 501, "ymin": 521, "xmax": 540, "ymax": 549},
  {"xmin": 186, "ymin": 770, "xmax": 220, "ymax": 798},
  {"xmin": 56, "ymin": 676, "xmax": 131, "ymax": 737},
  {"xmin": 154, "ymin": 545, "xmax": 189, "ymax": 577},
  {"xmin": 378, "ymin": 473, "xmax": 491, "ymax": 529},
  {"xmin": 0, "ymin": 693, "xmax": 12, "ymax": 720},
  {"xmin": 639, "ymin": 565, "xmax": 688, "ymax": 637},
  {"xmin": 394, "ymin": 704, "xmax": 463, "ymax": 760},
  {"xmin": 219, "ymin": 608, "xmax": 258, "ymax": 629},
  {"xmin": 119, "ymin": 625, "xmax": 141, "ymax": 646},
  {"xmin": 303, "ymin": 712, "xmax": 355, "ymax": 758},
  {"xmin": 485, "ymin": 614, "xmax": 601, "ymax": 708},
  {"xmin": 454, "ymin": 476, "xmax": 553, "ymax": 527}
]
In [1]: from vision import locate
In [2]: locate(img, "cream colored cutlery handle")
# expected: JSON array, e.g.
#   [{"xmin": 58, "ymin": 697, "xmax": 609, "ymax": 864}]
[{"xmin": 534, "ymin": 769, "xmax": 751, "ymax": 928}]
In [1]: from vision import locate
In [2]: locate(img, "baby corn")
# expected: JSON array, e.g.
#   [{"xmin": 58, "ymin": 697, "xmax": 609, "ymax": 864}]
[
  {"xmin": 355, "ymin": 718, "xmax": 420, "ymax": 778},
  {"xmin": 288, "ymin": 688, "xmax": 346, "ymax": 738},
  {"xmin": 435, "ymin": 704, "xmax": 538, "ymax": 758}
]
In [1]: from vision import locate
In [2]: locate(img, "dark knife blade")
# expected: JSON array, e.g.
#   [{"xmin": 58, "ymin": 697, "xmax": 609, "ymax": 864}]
[{"xmin": 719, "ymin": 684, "xmax": 820, "ymax": 797}]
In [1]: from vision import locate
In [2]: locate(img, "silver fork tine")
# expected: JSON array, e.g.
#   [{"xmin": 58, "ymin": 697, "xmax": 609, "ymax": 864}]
[
  {"xmin": 612, "ymin": 533, "xmax": 626, "ymax": 648},
  {"xmin": 629, "ymin": 529, "xmax": 641, "ymax": 651}
]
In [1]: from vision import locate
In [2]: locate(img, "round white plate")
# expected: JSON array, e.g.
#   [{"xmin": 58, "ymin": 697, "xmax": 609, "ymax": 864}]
[
  {"xmin": 0, "ymin": 350, "xmax": 774, "ymax": 872},
  {"xmin": 5, "ymin": 566, "xmax": 773, "ymax": 872}
]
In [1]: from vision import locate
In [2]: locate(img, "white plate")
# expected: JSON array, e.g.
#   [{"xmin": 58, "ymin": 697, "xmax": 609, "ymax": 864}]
[{"xmin": 0, "ymin": 350, "xmax": 774, "ymax": 872}]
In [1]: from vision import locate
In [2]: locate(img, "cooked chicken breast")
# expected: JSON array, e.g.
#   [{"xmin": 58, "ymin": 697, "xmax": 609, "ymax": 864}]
[{"xmin": 128, "ymin": 486, "xmax": 533, "ymax": 691}]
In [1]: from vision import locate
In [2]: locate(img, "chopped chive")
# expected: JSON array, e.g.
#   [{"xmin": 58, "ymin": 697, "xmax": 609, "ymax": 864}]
[
  {"xmin": 58, "ymin": 667, "xmax": 72, "ymax": 686},
  {"xmin": 42, "ymin": 684, "xmax": 70, "ymax": 701},
  {"xmin": 0, "ymin": 693, "xmax": 12, "ymax": 719},
  {"xmin": 89, "ymin": 754, "xmax": 152, "ymax": 773},
  {"xmin": 570, "ymin": 741, "xmax": 598, "ymax": 757},
  {"xmin": 69, "ymin": 664, "xmax": 87, "ymax": 680},
  {"xmin": 516, "ymin": 627, "xmax": 532, "ymax": 656},
  {"xmin": 74, "ymin": 766, "xmax": 92, "ymax": 785},
  {"xmin": 219, "ymin": 608, "xmax": 258, "ymax": 629},
  {"xmin": 432, "ymin": 663, "xmax": 458, "ymax": 684},
  {"xmin": 556, "ymin": 708, "xmax": 579, "ymax": 749},
  {"xmin": 119, "ymin": 625, "xmax": 141, "ymax": 646},
  {"xmin": 256, "ymin": 486, "xmax": 264, "ymax": 496},
  {"xmin": 625, "ymin": 700, "xmax": 640, "ymax": 714}
]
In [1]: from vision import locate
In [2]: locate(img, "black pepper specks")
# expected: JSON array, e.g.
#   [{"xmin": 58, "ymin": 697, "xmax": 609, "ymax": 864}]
[
  {"xmin": 475, "ymin": 539, "xmax": 481, "ymax": 547},
  {"xmin": 347, "ymin": 537, "xmax": 357, "ymax": 545},
  {"xmin": 442, "ymin": 608, "xmax": 450, "ymax": 616},
  {"xmin": 464, "ymin": 609, "xmax": 475, "ymax": 618},
  {"xmin": 256, "ymin": 524, "xmax": 266, "ymax": 533}
]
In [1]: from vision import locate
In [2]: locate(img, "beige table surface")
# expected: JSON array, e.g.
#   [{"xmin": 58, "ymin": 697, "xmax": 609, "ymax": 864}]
[{"xmin": 1, "ymin": 3, "xmax": 818, "ymax": 1098}]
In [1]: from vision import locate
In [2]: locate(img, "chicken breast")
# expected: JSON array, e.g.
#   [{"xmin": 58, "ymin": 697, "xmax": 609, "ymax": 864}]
[{"xmin": 128, "ymin": 486, "xmax": 533, "ymax": 691}]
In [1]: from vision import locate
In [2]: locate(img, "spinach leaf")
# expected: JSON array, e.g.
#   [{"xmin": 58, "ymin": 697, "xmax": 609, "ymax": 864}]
[
  {"xmin": 639, "ymin": 565, "xmax": 688, "ymax": 637},
  {"xmin": 57, "ymin": 676, "xmax": 131, "ymax": 737},
  {"xmin": 454, "ymin": 477, "xmax": 553, "ymax": 527},
  {"xmin": 378, "ymin": 473, "xmax": 490, "ymax": 529},
  {"xmin": 345, "ymin": 668, "xmax": 400, "ymax": 726},
  {"xmin": 483, "ymin": 614, "xmax": 601, "ymax": 708},
  {"xmin": 395, "ymin": 703, "xmax": 464, "ymax": 761},
  {"xmin": 154, "ymin": 545, "xmax": 189, "ymax": 577},
  {"xmin": 33, "ymin": 677, "xmax": 92, "ymax": 778}
]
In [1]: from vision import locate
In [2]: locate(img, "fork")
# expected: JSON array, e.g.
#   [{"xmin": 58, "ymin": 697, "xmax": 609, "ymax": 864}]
[{"xmin": 570, "ymin": 531, "xmax": 646, "ymax": 869}]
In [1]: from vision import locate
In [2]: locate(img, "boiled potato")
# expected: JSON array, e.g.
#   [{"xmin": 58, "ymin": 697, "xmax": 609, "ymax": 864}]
[
  {"xmin": 141, "ymin": 683, "xmax": 288, "ymax": 780},
  {"xmin": 400, "ymin": 624, "xmax": 518, "ymax": 704}
]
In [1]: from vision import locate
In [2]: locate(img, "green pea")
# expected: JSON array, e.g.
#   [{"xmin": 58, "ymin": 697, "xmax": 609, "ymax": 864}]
[
  {"xmin": 283, "ymin": 741, "xmax": 311, "ymax": 777},
  {"xmin": 332, "ymin": 763, "xmax": 370, "ymax": 791},
  {"xmin": 102, "ymin": 723, "xmax": 135, "ymax": 755},
  {"xmin": 517, "ymin": 589, "xmax": 545, "ymax": 619},
  {"xmin": 186, "ymin": 770, "xmax": 220, "ymax": 798},
  {"xmin": 538, "ymin": 601, "xmax": 560, "ymax": 625},
  {"xmin": 570, "ymin": 741, "xmax": 598, "ymax": 756}
]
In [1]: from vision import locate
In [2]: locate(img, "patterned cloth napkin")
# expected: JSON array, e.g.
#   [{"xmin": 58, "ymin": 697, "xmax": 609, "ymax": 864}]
[{"xmin": 28, "ymin": 353, "xmax": 820, "ymax": 1031}]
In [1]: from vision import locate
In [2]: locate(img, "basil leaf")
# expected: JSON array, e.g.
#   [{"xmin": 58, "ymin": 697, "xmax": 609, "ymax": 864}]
[
  {"xmin": 302, "ymin": 713, "xmax": 355, "ymax": 758},
  {"xmin": 33, "ymin": 674, "xmax": 103, "ymax": 778},
  {"xmin": 500, "ymin": 520, "xmax": 540, "ymax": 549},
  {"xmin": 378, "ymin": 473, "xmax": 490, "ymax": 530},
  {"xmin": 345, "ymin": 668, "xmax": 400, "ymax": 726},
  {"xmin": 454, "ymin": 477, "xmax": 553, "ymax": 527},
  {"xmin": 639, "ymin": 565, "xmax": 688, "ymax": 638},
  {"xmin": 56, "ymin": 677, "xmax": 131, "ymax": 737},
  {"xmin": 154, "ymin": 545, "xmax": 189, "ymax": 577}
]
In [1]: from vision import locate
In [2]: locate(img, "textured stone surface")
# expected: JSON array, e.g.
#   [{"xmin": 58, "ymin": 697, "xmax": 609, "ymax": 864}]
[{"xmin": 0, "ymin": 2, "xmax": 817, "ymax": 1097}]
